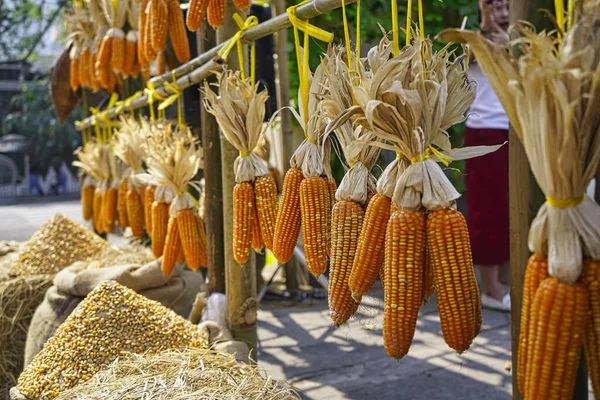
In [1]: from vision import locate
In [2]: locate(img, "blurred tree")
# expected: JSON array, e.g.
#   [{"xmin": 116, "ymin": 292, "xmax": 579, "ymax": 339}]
[
  {"xmin": 0, "ymin": 0, "xmax": 67, "ymax": 62},
  {"xmin": 1, "ymin": 79, "xmax": 82, "ymax": 175}
]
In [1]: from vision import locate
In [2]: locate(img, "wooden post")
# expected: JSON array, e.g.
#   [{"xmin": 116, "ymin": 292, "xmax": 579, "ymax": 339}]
[
  {"xmin": 198, "ymin": 25, "xmax": 226, "ymax": 294},
  {"xmin": 509, "ymin": 1, "xmax": 588, "ymax": 399},
  {"xmin": 272, "ymin": 0, "xmax": 299, "ymax": 294},
  {"xmin": 217, "ymin": 3, "xmax": 258, "ymax": 356}
]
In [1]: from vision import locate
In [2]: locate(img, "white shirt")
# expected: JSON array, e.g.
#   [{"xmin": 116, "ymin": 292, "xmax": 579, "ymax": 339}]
[{"xmin": 466, "ymin": 63, "xmax": 510, "ymax": 130}]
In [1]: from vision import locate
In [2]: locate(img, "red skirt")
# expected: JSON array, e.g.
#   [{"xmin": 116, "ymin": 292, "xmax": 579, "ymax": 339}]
[{"xmin": 464, "ymin": 127, "xmax": 509, "ymax": 266}]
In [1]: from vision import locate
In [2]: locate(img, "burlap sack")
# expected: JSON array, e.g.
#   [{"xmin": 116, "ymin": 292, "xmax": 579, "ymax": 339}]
[
  {"xmin": 24, "ymin": 260, "xmax": 202, "ymax": 367},
  {"xmin": 197, "ymin": 320, "xmax": 251, "ymax": 364}
]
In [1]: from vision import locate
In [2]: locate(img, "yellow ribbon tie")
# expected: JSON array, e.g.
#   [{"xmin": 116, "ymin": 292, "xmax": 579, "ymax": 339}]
[
  {"xmin": 350, "ymin": 156, "xmax": 364, "ymax": 168},
  {"xmin": 145, "ymin": 83, "xmax": 166, "ymax": 122},
  {"xmin": 555, "ymin": 0, "xmax": 565, "ymax": 37},
  {"xmin": 546, "ymin": 194, "xmax": 584, "ymax": 209},
  {"xmin": 217, "ymin": 14, "xmax": 259, "ymax": 82},
  {"xmin": 409, "ymin": 146, "xmax": 452, "ymax": 166},
  {"xmin": 355, "ymin": 0, "xmax": 361, "ymax": 73},
  {"xmin": 410, "ymin": 147, "xmax": 431, "ymax": 164},
  {"xmin": 306, "ymin": 136, "xmax": 317, "ymax": 145},
  {"xmin": 115, "ymin": 91, "xmax": 142, "ymax": 114},
  {"xmin": 239, "ymin": 150, "xmax": 251, "ymax": 157},
  {"xmin": 404, "ymin": 0, "xmax": 412, "ymax": 48},
  {"xmin": 341, "ymin": 0, "xmax": 353, "ymax": 71}
]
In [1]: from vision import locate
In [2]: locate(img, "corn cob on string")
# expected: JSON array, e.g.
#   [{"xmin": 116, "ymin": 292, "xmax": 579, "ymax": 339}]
[
  {"xmin": 162, "ymin": 215, "xmax": 180, "ymax": 274},
  {"xmin": 329, "ymin": 200, "xmax": 363, "ymax": 326},
  {"xmin": 516, "ymin": 254, "xmax": 549, "ymax": 395},
  {"xmin": 383, "ymin": 209, "xmax": 425, "ymax": 359},
  {"xmin": 233, "ymin": 182, "xmax": 254, "ymax": 264},
  {"xmin": 150, "ymin": 0, "xmax": 169, "ymax": 52},
  {"xmin": 583, "ymin": 258, "xmax": 600, "ymax": 398},
  {"xmin": 177, "ymin": 207, "xmax": 206, "ymax": 270},
  {"xmin": 206, "ymin": 0, "xmax": 225, "ymax": 27},
  {"xmin": 273, "ymin": 168, "xmax": 303, "ymax": 263},
  {"xmin": 144, "ymin": 185, "xmax": 156, "ymax": 235},
  {"xmin": 251, "ymin": 194, "xmax": 264, "ymax": 251},
  {"xmin": 186, "ymin": 0, "xmax": 209, "ymax": 31},
  {"xmin": 196, "ymin": 214, "xmax": 208, "ymax": 268},
  {"xmin": 254, "ymin": 175, "xmax": 277, "ymax": 250},
  {"xmin": 151, "ymin": 201, "xmax": 169, "ymax": 257},
  {"xmin": 167, "ymin": 0, "xmax": 191, "ymax": 63}
]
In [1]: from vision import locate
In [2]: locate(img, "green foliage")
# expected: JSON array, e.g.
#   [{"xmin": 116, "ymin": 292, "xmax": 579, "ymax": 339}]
[
  {"xmin": 1, "ymin": 79, "xmax": 83, "ymax": 175},
  {"xmin": 0, "ymin": 0, "xmax": 66, "ymax": 61}
]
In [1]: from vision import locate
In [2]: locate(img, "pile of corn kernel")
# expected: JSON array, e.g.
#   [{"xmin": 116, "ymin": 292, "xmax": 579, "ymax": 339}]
[
  {"xmin": 17, "ymin": 280, "xmax": 208, "ymax": 400},
  {"xmin": 10, "ymin": 214, "xmax": 108, "ymax": 276}
]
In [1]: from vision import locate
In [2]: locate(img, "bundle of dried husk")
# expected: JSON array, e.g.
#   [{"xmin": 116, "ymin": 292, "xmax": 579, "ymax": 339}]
[
  {"xmin": 73, "ymin": 141, "xmax": 104, "ymax": 223},
  {"xmin": 0, "ymin": 214, "xmax": 108, "ymax": 397},
  {"xmin": 272, "ymin": 59, "xmax": 333, "ymax": 276},
  {"xmin": 113, "ymin": 116, "xmax": 149, "ymax": 238},
  {"xmin": 53, "ymin": 347, "xmax": 298, "ymax": 400},
  {"xmin": 440, "ymin": 5, "xmax": 600, "ymax": 285},
  {"xmin": 141, "ymin": 124, "xmax": 206, "ymax": 273},
  {"xmin": 203, "ymin": 69, "xmax": 278, "ymax": 259}
]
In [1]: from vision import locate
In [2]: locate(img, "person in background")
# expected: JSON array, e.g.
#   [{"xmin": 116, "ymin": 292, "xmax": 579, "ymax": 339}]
[{"xmin": 465, "ymin": 0, "xmax": 511, "ymax": 311}]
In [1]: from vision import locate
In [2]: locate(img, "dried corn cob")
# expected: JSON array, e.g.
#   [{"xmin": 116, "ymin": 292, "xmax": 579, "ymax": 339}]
[
  {"xmin": 273, "ymin": 168, "xmax": 303, "ymax": 264},
  {"xmin": 516, "ymin": 254, "xmax": 549, "ymax": 394},
  {"xmin": 93, "ymin": 189, "xmax": 103, "ymax": 233},
  {"xmin": 583, "ymin": 258, "xmax": 600, "ymax": 397},
  {"xmin": 145, "ymin": 185, "xmax": 156, "ymax": 235},
  {"xmin": 162, "ymin": 216, "xmax": 180, "ymax": 274},
  {"xmin": 151, "ymin": 201, "xmax": 169, "ymax": 257},
  {"xmin": 143, "ymin": 0, "xmax": 156, "ymax": 63},
  {"xmin": 89, "ymin": 50, "xmax": 99, "ymax": 92},
  {"xmin": 525, "ymin": 277, "xmax": 588, "ymax": 400},
  {"xmin": 300, "ymin": 177, "xmax": 329, "ymax": 277},
  {"xmin": 127, "ymin": 189, "xmax": 145, "ymax": 238},
  {"xmin": 251, "ymin": 198, "xmax": 264, "ymax": 251},
  {"xmin": 156, "ymin": 50, "xmax": 167, "ymax": 75},
  {"xmin": 150, "ymin": 0, "xmax": 169, "ymax": 52},
  {"xmin": 254, "ymin": 175, "xmax": 277, "ymax": 250},
  {"xmin": 428, "ymin": 208, "xmax": 480, "ymax": 353},
  {"xmin": 186, "ymin": 0, "xmax": 209, "ymax": 31},
  {"xmin": 138, "ymin": 0, "xmax": 149, "ymax": 65},
  {"xmin": 232, "ymin": 0, "xmax": 250, "ymax": 11},
  {"xmin": 383, "ymin": 209, "xmax": 425, "ymax": 359},
  {"xmin": 110, "ymin": 29, "xmax": 126, "ymax": 73},
  {"xmin": 196, "ymin": 214, "xmax": 208, "ymax": 268},
  {"xmin": 168, "ymin": 0, "xmax": 191, "ymax": 63},
  {"xmin": 82, "ymin": 185, "xmax": 95, "ymax": 221},
  {"xmin": 349, "ymin": 194, "xmax": 391, "ymax": 302},
  {"xmin": 69, "ymin": 56, "xmax": 81, "ymax": 90},
  {"xmin": 123, "ymin": 31, "xmax": 137, "ymax": 76},
  {"xmin": 177, "ymin": 208, "xmax": 204, "ymax": 270},
  {"xmin": 206, "ymin": 0, "xmax": 224, "ymax": 27},
  {"xmin": 117, "ymin": 177, "xmax": 129, "ymax": 227},
  {"xmin": 329, "ymin": 200, "xmax": 363, "ymax": 326},
  {"xmin": 79, "ymin": 47, "xmax": 91, "ymax": 87},
  {"xmin": 139, "ymin": 185, "xmax": 148, "ymax": 210},
  {"xmin": 104, "ymin": 187, "xmax": 118, "ymax": 233},
  {"xmin": 233, "ymin": 182, "xmax": 254, "ymax": 264},
  {"xmin": 96, "ymin": 32, "xmax": 113, "ymax": 72}
]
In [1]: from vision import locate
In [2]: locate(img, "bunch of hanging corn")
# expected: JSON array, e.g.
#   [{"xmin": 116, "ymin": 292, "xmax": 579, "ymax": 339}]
[
  {"xmin": 113, "ymin": 116, "xmax": 149, "ymax": 238},
  {"xmin": 203, "ymin": 69, "xmax": 277, "ymax": 264},
  {"xmin": 64, "ymin": 4, "xmax": 100, "ymax": 91},
  {"xmin": 141, "ymin": 123, "xmax": 207, "ymax": 273},
  {"xmin": 271, "ymin": 64, "xmax": 333, "ymax": 276},
  {"xmin": 330, "ymin": 34, "xmax": 503, "ymax": 358},
  {"xmin": 441, "ymin": 1, "xmax": 600, "ymax": 397}
]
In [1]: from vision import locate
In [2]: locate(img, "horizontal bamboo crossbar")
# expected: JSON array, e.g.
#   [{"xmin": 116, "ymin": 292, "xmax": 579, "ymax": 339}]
[{"xmin": 76, "ymin": 0, "xmax": 356, "ymax": 131}]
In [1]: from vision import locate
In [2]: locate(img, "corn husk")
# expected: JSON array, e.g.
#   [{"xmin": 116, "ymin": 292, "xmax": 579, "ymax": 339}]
[
  {"xmin": 202, "ymin": 69, "xmax": 270, "ymax": 183},
  {"xmin": 321, "ymin": 46, "xmax": 382, "ymax": 204},
  {"xmin": 55, "ymin": 347, "xmax": 298, "ymax": 400},
  {"xmin": 139, "ymin": 123, "xmax": 202, "ymax": 216},
  {"xmin": 113, "ymin": 116, "xmax": 148, "ymax": 192},
  {"xmin": 439, "ymin": 1, "xmax": 600, "ymax": 284}
]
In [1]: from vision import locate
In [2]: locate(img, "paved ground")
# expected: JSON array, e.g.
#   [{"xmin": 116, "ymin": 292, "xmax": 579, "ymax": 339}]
[{"xmin": 0, "ymin": 196, "xmax": 584, "ymax": 399}]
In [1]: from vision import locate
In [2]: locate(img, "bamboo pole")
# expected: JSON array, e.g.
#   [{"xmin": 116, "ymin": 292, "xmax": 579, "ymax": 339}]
[
  {"xmin": 76, "ymin": 0, "xmax": 357, "ymax": 130},
  {"xmin": 148, "ymin": 0, "xmax": 356, "ymax": 88},
  {"xmin": 218, "ymin": 4, "xmax": 258, "ymax": 358},
  {"xmin": 272, "ymin": 0, "xmax": 299, "ymax": 295},
  {"xmin": 198, "ymin": 25, "xmax": 226, "ymax": 294}
]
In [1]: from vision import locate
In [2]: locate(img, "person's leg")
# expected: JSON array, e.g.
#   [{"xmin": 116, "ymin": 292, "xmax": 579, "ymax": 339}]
[
  {"xmin": 479, "ymin": 264, "xmax": 505, "ymax": 301},
  {"xmin": 498, "ymin": 261, "xmax": 510, "ymax": 286}
]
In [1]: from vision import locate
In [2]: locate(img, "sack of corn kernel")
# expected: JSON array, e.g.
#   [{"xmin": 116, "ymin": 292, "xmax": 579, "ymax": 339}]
[
  {"xmin": 13, "ymin": 280, "xmax": 208, "ymax": 400},
  {"xmin": 24, "ymin": 259, "xmax": 202, "ymax": 367},
  {"xmin": 0, "ymin": 214, "xmax": 108, "ymax": 398},
  {"xmin": 50, "ymin": 346, "xmax": 297, "ymax": 400},
  {"xmin": 0, "ymin": 241, "xmax": 21, "ymax": 260}
]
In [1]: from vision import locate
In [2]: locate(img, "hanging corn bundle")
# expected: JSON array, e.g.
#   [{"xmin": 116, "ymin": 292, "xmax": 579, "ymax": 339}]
[
  {"xmin": 141, "ymin": 124, "xmax": 206, "ymax": 274},
  {"xmin": 441, "ymin": 1, "xmax": 600, "ymax": 396},
  {"xmin": 203, "ymin": 69, "xmax": 276, "ymax": 263},
  {"xmin": 186, "ymin": 0, "xmax": 210, "ymax": 31},
  {"xmin": 103, "ymin": 145, "xmax": 121, "ymax": 233},
  {"xmin": 113, "ymin": 117, "xmax": 149, "ymax": 238},
  {"xmin": 64, "ymin": 3, "xmax": 98, "ymax": 90},
  {"xmin": 319, "ymin": 45, "xmax": 381, "ymax": 325}
]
